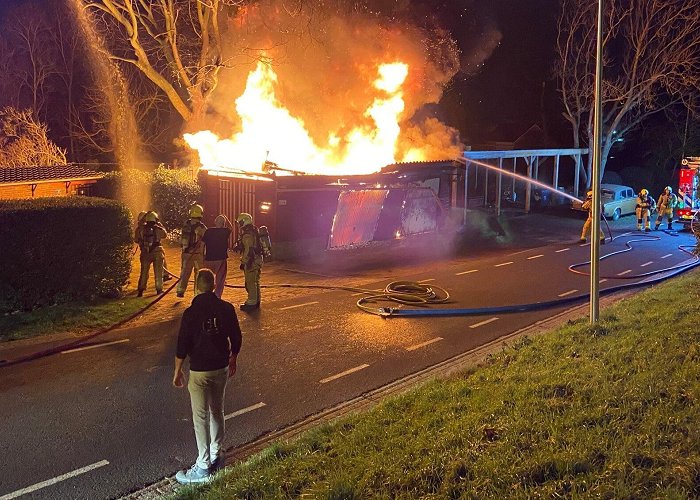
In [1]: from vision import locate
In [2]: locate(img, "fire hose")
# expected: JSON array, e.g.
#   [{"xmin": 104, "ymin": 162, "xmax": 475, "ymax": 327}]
[{"xmin": 2, "ymin": 227, "xmax": 697, "ymax": 366}]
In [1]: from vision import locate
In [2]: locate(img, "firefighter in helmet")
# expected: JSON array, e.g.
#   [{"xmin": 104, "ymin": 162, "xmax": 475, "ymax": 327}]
[
  {"xmin": 635, "ymin": 188, "xmax": 655, "ymax": 231},
  {"xmin": 177, "ymin": 203, "xmax": 207, "ymax": 298},
  {"xmin": 580, "ymin": 190, "xmax": 605, "ymax": 244},
  {"xmin": 235, "ymin": 212, "xmax": 263, "ymax": 311},
  {"xmin": 135, "ymin": 211, "xmax": 167, "ymax": 296},
  {"xmin": 655, "ymin": 186, "xmax": 677, "ymax": 231}
]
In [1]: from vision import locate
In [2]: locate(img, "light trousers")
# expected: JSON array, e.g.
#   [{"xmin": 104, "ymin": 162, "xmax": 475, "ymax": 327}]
[
  {"xmin": 203, "ymin": 259, "xmax": 228, "ymax": 298},
  {"xmin": 178, "ymin": 252, "xmax": 203, "ymax": 295},
  {"xmin": 187, "ymin": 368, "xmax": 228, "ymax": 470}
]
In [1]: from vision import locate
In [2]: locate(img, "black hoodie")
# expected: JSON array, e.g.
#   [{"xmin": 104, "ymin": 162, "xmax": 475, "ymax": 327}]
[{"xmin": 176, "ymin": 292, "xmax": 242, "ymax": 371}]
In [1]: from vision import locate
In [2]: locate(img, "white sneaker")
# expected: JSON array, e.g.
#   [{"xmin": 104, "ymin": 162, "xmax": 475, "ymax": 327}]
[{"xmin": 175, "ymin": 464, "xmax": 211, "ymax": 484}]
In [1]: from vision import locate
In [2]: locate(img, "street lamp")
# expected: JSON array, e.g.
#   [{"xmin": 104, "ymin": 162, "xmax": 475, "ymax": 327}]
[{"xmin": 590, "ymin": 0, "xmax": 604, "ymax": 324}]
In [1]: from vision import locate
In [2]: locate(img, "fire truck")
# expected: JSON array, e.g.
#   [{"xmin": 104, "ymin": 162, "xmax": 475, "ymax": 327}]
[{"xmin": 677, "ymin": 156, "xmax": 700, "ymax": 228}]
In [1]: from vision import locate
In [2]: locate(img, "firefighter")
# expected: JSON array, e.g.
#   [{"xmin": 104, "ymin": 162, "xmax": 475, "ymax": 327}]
[
  {"xmin": 580, "ymin": 190, "xmax": 605, "ymax": 244},
  {"xmin": 636, "ymin": 188, "xmax": 655, "ymax": 231},
  {"xmin": 655, "ymin": 186, "xmax": 677, "ymax": 230},
  {"xmin": 235, "ymin": 212, "xmax": 263, "ymax": 311},
  {"xmin": 177, "ymin": 203, "xmax": 207, "ymax": 298},
  {"xmin": 136, "ymin": 211, "xmax": 167, "ymax": 296}
]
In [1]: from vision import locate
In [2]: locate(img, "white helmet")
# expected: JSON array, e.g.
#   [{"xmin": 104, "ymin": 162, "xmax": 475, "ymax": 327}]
[{"xmin": 236, "ymin": 212, "xmax": 253, "ymax": 228}]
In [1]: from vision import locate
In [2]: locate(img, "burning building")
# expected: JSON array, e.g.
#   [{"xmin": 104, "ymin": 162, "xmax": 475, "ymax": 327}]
[
  {"xmin": 198, "ymin": 160, "xmax": 464, "ymax": 260},
  {"xmin": 185, "ymin": 1, "xmax": 472, "ymax": 259}
]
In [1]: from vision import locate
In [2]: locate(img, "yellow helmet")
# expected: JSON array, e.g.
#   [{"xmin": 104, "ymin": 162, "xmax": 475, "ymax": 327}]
[
  {"xmin": 236, "ymin": 212, "xmax": 253, "ymax": 227},
  {"xmin": 189, "ymin": 203, "xmax": 204, "ymax": 219},
  {"xmin": 586, "ymin": 190, "xmax": 593, "ymax": 198},
  {"xmin": 640, "ymin": 189, "xmax": 648, "ymax": 197},
  {"xmin": 144, "ymin": 211, "xmax": 158, "ymax": 223}
]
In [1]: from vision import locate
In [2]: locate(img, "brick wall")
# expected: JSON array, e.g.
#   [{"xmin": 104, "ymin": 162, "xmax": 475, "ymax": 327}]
[{"xmin": 0, "ymin": 180, "xmax": 97, "ymax": 200}]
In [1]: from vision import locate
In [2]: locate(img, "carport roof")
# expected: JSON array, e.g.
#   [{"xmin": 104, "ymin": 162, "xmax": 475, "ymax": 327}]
[{"xmin": 0, "ymin": 165, "xmax": 104, "ymax": 185}]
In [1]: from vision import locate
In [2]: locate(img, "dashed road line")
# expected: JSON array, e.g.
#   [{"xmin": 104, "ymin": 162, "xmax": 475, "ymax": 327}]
[
  {"xmin": 494, "ymin": 261, "xmax": 513, "ymax": 268},
  {"xmin": 225, "ymin": 402, "xmax": 266, "ymax": 420},
  {"xmin": 527, "ymin": 254, "xmax": 544, "ymax": 260},
  {"xmin": 0, "ymin": 460, "xmax": 110, "ymax": 500},
  {"xmin": 617, "ymin": 269, "xmax": 632, "ymax": 276},
  {"xmin": 558, "ymin": 289, "xmax": 578, "ymax": 297},
  {"xmin": 406, "ymin": 337, "xmax": 443, "ymax": 351},
  {"xmin": 320, "ymin": 364, "xmax": 370, "ymax": 384},
  {"xmin": 599, "ymin": 279, "xmax": 608, "ymax": 284},
  {"xmin": 417, "ymin": 278, "xmax": 435, "ymax": 283},
  {"xmin": 556, "ymin": 248, "xmax": 570, "ymax": 253},
  {"xmin": 60, "ymin": 339, "xmax": 129, "ymax": 354},
  {"xmin": 661, "ymin": 253, "xmax": 673, "ymax": 259},
  {"xmin": 579, "ymin": 243, "xmax": 589, "ymax": 247},
  {"xmin": 279, "ymin": 301, "xmax": 319, "ymax": 311},
  {"xmin": 640, "ymin": 261, "xmax": 653, "ymax": 267},
  {"xmin": 469, "ymin": 317, "xmax": 499, "ymax": 329},
  {"xmin": 456, "ymin": 269, "xmax": 478, "ymax": 276}
]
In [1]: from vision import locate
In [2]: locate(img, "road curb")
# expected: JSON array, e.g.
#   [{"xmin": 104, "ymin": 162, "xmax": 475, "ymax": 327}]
[{"xmin": 120, "ymin": 290, "xmax": 633, "ymax": 500}]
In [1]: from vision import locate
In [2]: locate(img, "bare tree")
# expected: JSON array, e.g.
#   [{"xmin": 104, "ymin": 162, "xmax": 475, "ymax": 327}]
[
  {"xmin": 8, "ymin": 10, "xmax": 59, "ymax": 120},
  {"xmin": 0, "ymin": 107, "xmax": 67, "ymax": 167},
  {"xmin": 81, "ymin": 0, "xmax": 246, "ymax": 125},
  {"xmin": 555, "ymin": 0, "xmax": 700, "ymax": 186}
]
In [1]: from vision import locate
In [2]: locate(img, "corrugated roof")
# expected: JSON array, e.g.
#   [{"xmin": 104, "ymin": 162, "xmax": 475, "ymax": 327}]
[{"xmin": 0, "ymin": 165, "xmax": 104, "ymax": 184}]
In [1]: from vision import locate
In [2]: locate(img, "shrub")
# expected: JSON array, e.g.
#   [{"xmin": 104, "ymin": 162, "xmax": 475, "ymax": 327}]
[
  {"xmin": 151, "ymin": 166, "xmax": 201, "ymax": 231},
  {"xmin": 0, "ymin": 197, "xmax": 133, "ymax": 311},
  {"xmin": 93, "ymin": 165, "xmax": 200, "ymax": 232}
]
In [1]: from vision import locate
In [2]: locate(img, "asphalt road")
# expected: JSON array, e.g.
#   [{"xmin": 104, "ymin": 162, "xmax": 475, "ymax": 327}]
[{"xmin": 0, "ymin": 221, "xmax": 695, "ymax": 499}]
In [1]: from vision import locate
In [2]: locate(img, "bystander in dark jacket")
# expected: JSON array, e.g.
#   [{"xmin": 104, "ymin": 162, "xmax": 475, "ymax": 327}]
[{"xmin": 172, "ymin": 269, "xmax": 242, "ymax": 484}]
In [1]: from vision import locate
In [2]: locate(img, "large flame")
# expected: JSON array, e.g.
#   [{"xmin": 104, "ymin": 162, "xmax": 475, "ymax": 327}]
[{"xmin": 184, "ymin": 61, "xmax": 425, "ymax": 176}]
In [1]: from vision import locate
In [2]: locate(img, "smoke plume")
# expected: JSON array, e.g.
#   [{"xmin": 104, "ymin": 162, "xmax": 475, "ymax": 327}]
[{"xmin": 195, "ymin": 0, "xmax": 468, "ymax": 164}]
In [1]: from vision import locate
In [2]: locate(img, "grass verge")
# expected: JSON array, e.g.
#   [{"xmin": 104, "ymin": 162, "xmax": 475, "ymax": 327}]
[
  {"xmin": 176, "ymin": 269, "xmax": 700, "ymax": 499},
  {"xmin": 0, "ymin": 295, "xmax": 149, "ymax": 342}
]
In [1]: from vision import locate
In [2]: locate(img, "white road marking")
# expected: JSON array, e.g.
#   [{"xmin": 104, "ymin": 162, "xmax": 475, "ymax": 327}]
[
  {"xmin": 60, "ymin": 339, "xmax": 129, "ymax": 354},
  {"xmin": 579, "ymin": 243, "xmax": 589, "ymax": 247},
  {"xmin": 556, "ymin": 248, "xmax": 570, "ymax": 253},
  {"xmin": 661, "ymin": 253, "xmax": 673, "ymax": 259},
  {"xmin": 0, "ymin": 460, "xmax": 110, "ymax": 500},
  {"xmin": 599, "ymin": 279, "xmax": 608, "ymax": 284},
  {"xmin": 417, "ymin": 278, "xmax": 435, "ymax": 283},
  {"xmin": 527, "ymin": 254, "xmax": 544, "ymax": 260},
  {"xmin": 279, "ymin": 301, "xmax": 319, "ymax": 311},
  {"xmin": 507, "ymin": 248, "xmax": 532, "ymax": 257},
  {"xmin": 494, "ymin": 261, "xmax": 513, "ymax": 267},
  {"xmin": 617, "ymin": 269, "xmax": 632, "ymax": 276},
  {"xmin": 225, "ymin": 402, "xmax": 266, "ymax": 420},
  {"xmin": 469, "ymin": 317, "xmax": 499, "ymax": 329},
  {"xmin": 558, "ymin": 289, "xmax": 578, "ymax": 297},
  {"xmin": 456, "ymin": 269, "xmax": 478, "ymax": 276},
  {"xmin": 320, "ymin": 364, "xmax": 370, "ymax": 384},
  {"xmin": 406, "ymin": 337, "xmax": 443, "ymax": 351},
  {"xmin": 640, "ymin": 261, "xmax": 653, "ymax": 267}
]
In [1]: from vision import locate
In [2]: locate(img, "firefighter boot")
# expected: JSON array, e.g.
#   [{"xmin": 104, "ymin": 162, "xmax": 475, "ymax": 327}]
[
  {"xmin": 654, "ymin": 223, "xmax": 660, "ymax": 231},
  {"xmin": 667, "ymin": 223, "xmax": 673, "ymax": 230}
]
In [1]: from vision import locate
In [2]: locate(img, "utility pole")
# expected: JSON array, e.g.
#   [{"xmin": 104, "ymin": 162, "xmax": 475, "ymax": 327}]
[{"xmin": 590, "ymin": 0, "xmax": 604, "ymax": 324}]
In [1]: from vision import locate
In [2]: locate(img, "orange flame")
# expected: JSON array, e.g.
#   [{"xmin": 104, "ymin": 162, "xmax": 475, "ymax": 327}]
[{"xmin": 185, "ymin": 61, "xmax": 418, "ymax": 176}]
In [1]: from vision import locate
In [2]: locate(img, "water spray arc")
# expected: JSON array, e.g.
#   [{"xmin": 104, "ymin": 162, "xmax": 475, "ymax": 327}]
[
  {"xmin": 67, "ymin": 0, "xmax": 142, "ymax": 171},
  {"xmin": 456, "ymin": 156, "xmax": 584, "ymax": 205}
]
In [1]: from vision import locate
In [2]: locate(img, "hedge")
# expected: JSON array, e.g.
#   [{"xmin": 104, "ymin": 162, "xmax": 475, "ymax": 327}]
[
  {"xmin": 94, "ymin": 165, "xmax": 200, "ymax": 232},
  {"xmin": 0, "ymin": 197, "xmax": 133, "ymax": 311}
]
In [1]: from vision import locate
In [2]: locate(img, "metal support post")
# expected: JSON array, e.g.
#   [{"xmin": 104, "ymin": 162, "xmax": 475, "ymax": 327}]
[
  {"xmin": 590, "ymin": 0, "xmax": 604, "ymax": 324},
  {"xmin": 497, "ymin": 157, "xmax": 503, "ymax": 217},
  {"xmin": 525, "ymin": 156, "xmax": 533, "ymax": 213}
]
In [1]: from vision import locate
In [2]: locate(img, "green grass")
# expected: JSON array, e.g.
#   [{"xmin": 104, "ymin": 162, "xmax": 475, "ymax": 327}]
[
  {"xmin": 0, "ymin": 295, "xmax": 149, "ymax": 342},
  {"xmin": 175, "ymin": 269, "xmax": 700, "ymax": 499}
]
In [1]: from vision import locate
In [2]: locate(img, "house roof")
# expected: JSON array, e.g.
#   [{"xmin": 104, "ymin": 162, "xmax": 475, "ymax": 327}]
[{"xmin": 0, "ymin": 165, "xmax": 104, "ymax": 186}]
